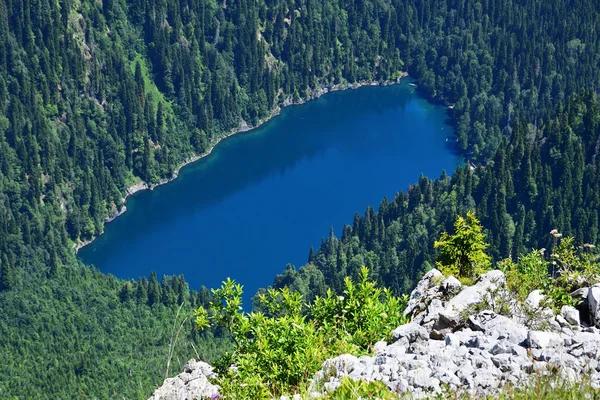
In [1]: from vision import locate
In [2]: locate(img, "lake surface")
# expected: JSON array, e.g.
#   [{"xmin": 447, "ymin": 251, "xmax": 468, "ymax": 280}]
[{"xmin": 79, "ymin": 80, "xmax": 461, "ymax": 305}]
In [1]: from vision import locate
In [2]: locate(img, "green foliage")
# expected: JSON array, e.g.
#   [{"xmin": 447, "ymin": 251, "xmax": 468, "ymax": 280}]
[
  {"xmin": 312, "ymin": 266, "xmax": 409, "ymax": 350},
  {"xmin": 435, "ymin": 212, "xmax": 492, "ymax": 284},
  {"xmin": 500, "ymin": 251, "xmax": 550, "ymax": 302},
  {"xmin": 501, "ymin": 233, "xmax": 600, "ymax": 310},
  {"xmin": 196, "ymin": 268, "xmax": 407, "ymax": 398},
  {"xmin": 546, "ymin": 235, "xmax": 600, "ymax": 309},
  {"xmin": 328, "ymin": 377, "xmax": 397, "ymax": 400},
  {"xmin": 0, "ymin": 261, "xmax": 231, "ymax": 399}
]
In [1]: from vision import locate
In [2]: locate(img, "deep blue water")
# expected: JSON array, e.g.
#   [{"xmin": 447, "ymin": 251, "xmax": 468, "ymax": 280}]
[{"xmin": 79, "ymin": 81, "xmax": 461, "ymax": 305}]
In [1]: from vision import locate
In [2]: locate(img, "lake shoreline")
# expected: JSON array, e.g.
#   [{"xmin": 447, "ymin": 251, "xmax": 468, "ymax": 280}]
[{"xmin": 73, "ymin": 74, "xmax": 409, "ymax": 254}]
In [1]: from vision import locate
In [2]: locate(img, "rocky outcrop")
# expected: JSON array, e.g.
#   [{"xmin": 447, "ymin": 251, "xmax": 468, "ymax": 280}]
[
  {"xmin": 404, "ymin": 270, "xmax": 511, "ymax": 339},
  {"xmin": 148, "ymin": 359, "xmax": 220, "ymax": 400},
  {"xmin": 152, "ymin": 270, "xmax": 600, "ymax": 399},
  {"xmin": 313, "ymin": 270, "xmax": 600, "ymax": 398}
]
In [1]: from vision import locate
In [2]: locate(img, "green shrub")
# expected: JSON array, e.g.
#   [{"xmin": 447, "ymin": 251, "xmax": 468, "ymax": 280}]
[
  {"xmin": 195, "ymin": 267, "xmax": 408, "ymax": 398},
  {"xmin": 311, "ymin": 267, "xmax": 409, "ymax": 351},
  {"xmin": 500, "ymin": 233, "xmax": 600, "ymax": 311},
  {"xmin": 500, "ymin": 250, "xmax": 550, "ymax": 302},
  {"xmin": 328, "ymin": 377, "xmax": 397, "ymax": 399}
]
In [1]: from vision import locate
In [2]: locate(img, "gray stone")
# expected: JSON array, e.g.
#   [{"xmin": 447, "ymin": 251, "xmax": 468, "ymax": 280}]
[
  {"xmin": 454, "ymin": 328, "xmax": 481, "ymax": 343},
  {"xmin": 490, "ymin": 341, "xmax": 512, "ymax": 355},
  {"xmin": 404, "ymin": 269, "xmax": 444, "ymax": 317},
  {"xmin": 555, "ymin": 314, "xmax": 570, "ymax": 328},
  {"xmin": 478, "ymin": 270, "xmax": 507, "ymax": 286},
  {"xmin": 148, "ymin": 359, "xmax": 220, "ymax": 400},
  {"xmin": 442, "ymin": 276, "xmax": 462, "ymax": 296},
  {"xmin": 437, "ymin": 372, "xmax": 461, "ymax": 387},
  {"xmin": 468, "ymin": 311, "xmax": 528, "ymax": 345},
  {"xmin": 531, "ymin": 361, "xmax": 548, "ymax": 373},
  {"xmin": 392, "ymin": 323, "xmax": 429, "ymax": 345},
  {"xmin": 444, "ymin": 271, "xmax": 506, "ymax": 317},
  {"xmin": 527, "ymin": 330, "xmax": 563, "ymax": 349},
  {"xmin": 561, "ymin": 305, "xmax": 580, "ymax": 326},
  {"xmin": 491, "ymin": 353, "xmax": 513, "ymax": 372},
  {"xmin": 474, "ymin": 335, "xmax": 499, "ymax": 352},
  {"xmin": 525, "ymin": 290, "xmax": 545, "ymax": 310},
  {"xmin": 422, "ymin": 298, "xmax": 445, "ymax": 328},
  {"xmin": 511, "ymin": 345, "xmax": 528, "ymax": 358},
  {"xmin": 588, "ymin": 286, "xmax": 600, "ymax": 328},
  {"xmin": 432, "ymin": 310, "xmax": 463, "ymax": 335},
  {"xmin": 571, "ymin": 287, "xmax": 589, "ymax": 303},
  {"xmin": 406, "ymin": 367, "xmax": 435, "ymax": 389},
  {"xmin": 445, "ymin": 333, "xmax": 461, "ymax": 347},
  {"xmin": 473, "ymin": 371, "xmax": 500, "ymax": 389},
  {"xmin": 373, "ymin": 340, "xmax": 387, "ymax": 354}
]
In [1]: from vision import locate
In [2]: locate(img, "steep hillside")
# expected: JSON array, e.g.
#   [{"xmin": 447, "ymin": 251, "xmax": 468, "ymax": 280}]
[{"xmin": 276, "ymin": 93, "xmax": 600, "ymax": 298}]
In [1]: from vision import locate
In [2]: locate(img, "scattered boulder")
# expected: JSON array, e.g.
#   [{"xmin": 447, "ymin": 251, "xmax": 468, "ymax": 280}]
[
  {"xmin": 525, "ymin": 290, "xmax": 545, "ymax": 309},
  {"xmin": 468, "ymin": 311, "xmax": 528, "ymax": 345},
  {"xmin": 441, "ymin": 276, "xmax": 462, "ymax": 296},
  {"xmin": 406, "ymin": 269, "xmax": 511, "ymax": 338},
  {"xmin": 588, "ymin": 285, "xmax": 600, "ymax": 328},
  {"xmin": 527, "ymin": 330, "xmax": 563, "ymax": 349},
  {"xmin": 148, "ymin": 359, "xmax": 219, "ymax": 400},
  {"xmin": 561, "ymin": 305, "xmax": 581, "ymax": 326},
  {"xmin": 571, "ymin": 287, "xmax": 591, "ymax": 325},
  {"xmin": 444, "ymin": 270, "xmax": 505, "ymax": 315},
  {"xmin": 392, "ymin": 323, "xmax": 429, "ymax": 346},
  {"xmin": 571, "ymin": 287, "xmax": 589, "ymax": 303}
]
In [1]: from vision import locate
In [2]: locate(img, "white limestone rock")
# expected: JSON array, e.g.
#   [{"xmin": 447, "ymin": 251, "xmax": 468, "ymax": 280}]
[
  {"xmin": 148, "ymin": 360, "xmax": 219, "ymax": 400},
  {"xmin": 561, "ymin": 305, "xmax": 581, "ymax": 326}
]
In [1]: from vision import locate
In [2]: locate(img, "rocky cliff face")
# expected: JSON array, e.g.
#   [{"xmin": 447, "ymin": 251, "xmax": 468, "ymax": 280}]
[{"xmin": 149, "ymin": 270, "xmax": 600, "ymax": 399}]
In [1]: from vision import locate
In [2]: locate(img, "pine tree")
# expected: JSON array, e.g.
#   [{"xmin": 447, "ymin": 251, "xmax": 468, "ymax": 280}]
[
  {"xmin": 0, "ymin": 254, "xmax": 13, "ymax": 291},
  {"xmin": 148, "ymin": 271, "xmax": 161, "ymax": 306},
  {"xmin": 136, "ymin": 277, "xmax": 148, "ymax": 304},
  {"xmin": 434, "ymin": 212, "xmax": 491, "ymax": 282}
]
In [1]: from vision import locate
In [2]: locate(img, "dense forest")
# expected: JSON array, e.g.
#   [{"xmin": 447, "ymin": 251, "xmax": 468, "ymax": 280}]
[{"xmin": 2, "ymin": 0, "xmax": 600, "ymax": 397}]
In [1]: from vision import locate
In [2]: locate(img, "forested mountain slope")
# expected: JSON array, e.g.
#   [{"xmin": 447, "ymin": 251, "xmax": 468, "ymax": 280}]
[
  {"xmin": 2, "ymin": 0, "xmax": 600, "ymax": 397},
  {"xmin": 277, "ymin": 93, "xmax": 600, "ymax": 298}
]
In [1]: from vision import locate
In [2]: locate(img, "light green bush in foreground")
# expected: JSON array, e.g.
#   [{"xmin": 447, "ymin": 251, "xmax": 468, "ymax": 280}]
[{"xmin": 195, "ymin": 266, "xmax": 408, "ymax": 398}]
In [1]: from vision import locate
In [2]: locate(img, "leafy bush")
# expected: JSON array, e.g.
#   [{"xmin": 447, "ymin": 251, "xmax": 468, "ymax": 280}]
[
  {"xmin": 328, "ymin": 377, "xmax": 397, "ymax": 399},
  {"xmin": 501, "ymin": 233, "xmax": 600, "ymax": 311},
  {"xmin": 195, "ymin": 267, "xmax": 408, "ymax": 398},
  {"xmin": 500, "ymin": 250, "xmax": 550, "ymax": 302},
  {"xmin": 311, "ymin": 267, "xmax": 409, "ymax": 351}
]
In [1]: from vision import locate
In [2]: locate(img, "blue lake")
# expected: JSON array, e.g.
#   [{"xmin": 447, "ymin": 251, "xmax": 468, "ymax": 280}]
[{"xmin": 78, "ymin": 80, "xmax": 461, "ymax": 305}]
